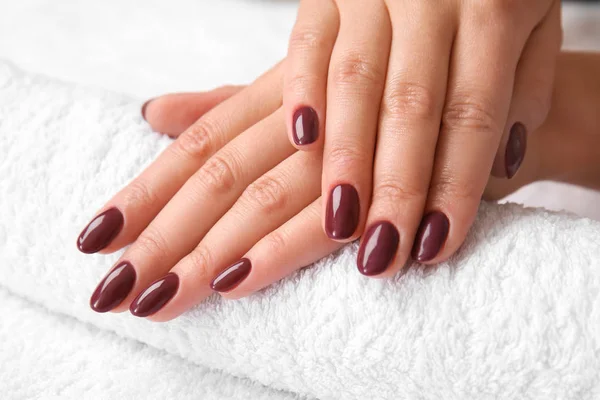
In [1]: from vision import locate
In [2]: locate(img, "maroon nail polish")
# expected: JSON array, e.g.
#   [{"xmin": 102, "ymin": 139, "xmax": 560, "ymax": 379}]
[
  {"xmin": 211, "ymin": 258, "xmax": 252, "ymax": 292},
  {"xmin": 77, "ymin": 208, "xmax": 124, "ymax": 254},
  {"xmin": 357, "ymin": 221, "xmax": 400, "ymax": 276},
  {"xmin": 129, "ymin": 273, "xmax": 179, "ymax": 317},
  {"xmin": 411, "ymin": 212, "xmax": 450, "ymax": 262},
  {"xmin": 505, "ymin": 122, "xmax": 527, "ymax": 179},
  {"xmin": 325, "ymin": 184, "xmax": 360, "ymax": 240},
  {"xmin": 292, "ymin": 106, "xmax": 319, "ymax": 145},
  {"xmin": 90, "ymin": 261, "xmax": 136, "ymax": 313}
]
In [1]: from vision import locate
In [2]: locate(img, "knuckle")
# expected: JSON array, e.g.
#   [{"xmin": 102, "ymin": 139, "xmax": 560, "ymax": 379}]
[
  {"xmin": 433, "ymin": 175, "xmax": 482, "ymax": 203},
  {"xmin": 331, "ymin": 52, "xmax": 384, "ymax": 88},
  {"xmin": 198, "ymin": 152, "xmax": 239, "ymax": 194},
  {"xmin": 327, "ymin": 144, "xmax": 368, "ymax": 170},
  {"xmin": 174, "ymin": 118, "xmax": 218, "ymax": 160},
  {"xmin": 288, "ymin": 26, "xmax": 330, "ymax": 54},
  {"xmin": 374, "ymin": 178, "xmax": 425, "ymax": 205},
  {"xmin": 442, "ymin": 94, "xmax": 500, "ymax": 136},
  {"xmin": 186, "ymin": 246, "xmax": 213, "ymax": 281},
  {"xmin": 124, "ymin": 179, "xmax": 159, "ymax": 209},
  {"xmin": 262, "ymin": 230, "xmax": 288, "ymax": 258},
  {"xmin": 243, "ymin": 175, "xmax": 289, "ymax": 214},
  {"xmin": 286, "ymin": 71, "xmax": 320, "ymax": 97},
  {"xmin": 490, "ymin": 0, "xmax": 522, "ymax": 16},
  {"xmin": 472, "ymin": 0, "xmax": 522, "ymax": 24},
  {"xmin": 134, "ymin": 227, "xmax": 169, "ymax": 261},
  {"xmin": 381, "ymin": 79, "xmax": 438, "ymax": 121}
]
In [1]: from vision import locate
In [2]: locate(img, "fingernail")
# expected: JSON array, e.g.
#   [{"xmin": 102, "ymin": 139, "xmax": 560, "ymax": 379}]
[
  {"xmin": 90, "ymin": 261, "xmax": 136, "ymax": 313},
  {"xmin": 141, "ymin": 99, "xmax": 153, "ymax": 121},
  {"xmin": 211, "ymin": 258, "xmax": 252, "ymax": 293},
  {"xmin": 325, "ymin": 184, "xmax": 360, "ymax": 240},
  {"xmin": 357, "ymin": 221, "xmax": 400, "ymax": 276},
  {"xmin": 77, "ymin": 208, "xmax": 124, "ymax": 254},
  {"xmin": 505, "ymin": 122, "xmax": 527, "ymax": 179},
  {"xmin": 411, "ymin": 211, "xmax": 450, "ymax": 262},
  {"xmin": 292, "ymin": 106, "xmax": 319, "ymax": 146},
  {"xmin": 129, "ymin": 273, "xmax": 179, "ymax": 317}
]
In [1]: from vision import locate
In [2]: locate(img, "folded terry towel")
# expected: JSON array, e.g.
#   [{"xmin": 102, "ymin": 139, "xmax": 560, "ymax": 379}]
[
  {"xmin": 1, "ymin": 61, "xmax": 599, "ymax": 400},
  {"xmin": 0, "ymin": 287, "xmax": 300, "ymax": 400}
]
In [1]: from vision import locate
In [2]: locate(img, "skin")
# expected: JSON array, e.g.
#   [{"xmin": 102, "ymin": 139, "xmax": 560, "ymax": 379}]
[
  {"xmin": 283, "ymin": 0, "xmax": 563, "ymax": 277},
  {"xmin": 84, "ymin": 51, "xmax": 600, "ymax": 322}
]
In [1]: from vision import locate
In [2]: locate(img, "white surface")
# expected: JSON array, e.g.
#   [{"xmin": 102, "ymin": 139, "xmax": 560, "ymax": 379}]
[
  {"xmin": 1, "ymin": 61, "xmax": 599, "ymax": 399},
  {"xmin": 0, "ymin": 0, "xmax": 296, "ymax": 97}
]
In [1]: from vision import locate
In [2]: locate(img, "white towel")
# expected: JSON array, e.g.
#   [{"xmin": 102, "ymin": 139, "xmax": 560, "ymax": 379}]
[
  {"xmin": 1, "ymin": 61, "xmax": 600, "ymax": 399},
  {"xmin": 0, "ymin": 287, "xmax": 302, "ymax": 400}
]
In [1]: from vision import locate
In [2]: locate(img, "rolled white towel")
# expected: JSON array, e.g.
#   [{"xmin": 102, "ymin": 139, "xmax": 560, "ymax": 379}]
[
  {"xmin": 0, "ymin": 287, "xmax": 301, "ymax": 400},
  {"xmin": 1, "ymin": 61, "xmax": 599, "ymax": 400}
]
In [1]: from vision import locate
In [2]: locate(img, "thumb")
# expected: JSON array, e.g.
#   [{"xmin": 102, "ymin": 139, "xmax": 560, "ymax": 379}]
[{"xmin": 484, "ymin": 127, "xmax": 543, "ymax": 201}]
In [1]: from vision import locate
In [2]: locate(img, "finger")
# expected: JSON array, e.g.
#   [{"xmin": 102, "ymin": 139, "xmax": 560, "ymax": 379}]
[
  {"xmin": 90, "ymin": 108, "xmax": 294, "ymax": 314},
  {"xmin": 411, "ymin": 3, "xmax": 532, "ymax": 264},
  {"xmin": 485, "ymin": 51, "xmax": 596, "ymax": 201},
  {"xmin": 130, "ymin": 150, "xmax": 323, "ymax": 321},
  {"xmin": 284, "ymin": 0, "xmax": 338, "ymax": 149},
  {"xmin": 357, "ymin": 1, "xmax": 454, "ymax": 277},
  {"xmin": 491, "ymin": 0, "xmax": 561, "ymax": 179},
  {"xmin": 77, "ymin": 63, "xmax": 282, "ymax": 255},
  {"xmin": 143, "ymin": 86, "xmax": 244, "ymax": 137},
  {"xmin": 322, "ymin": 0, "xmax": 391, "ymax": 242},
  {"xmin": 220, "ymin": 199, "xmax": 343, "ymax": 300}
]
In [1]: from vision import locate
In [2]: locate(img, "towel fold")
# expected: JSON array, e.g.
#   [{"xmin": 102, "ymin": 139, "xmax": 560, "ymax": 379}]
[
  {"xmin": 0, "ymin": 287, "xmax": 301, "ymax": 400},
  {"xmin": 1, "ymin": 61, "xmax": 599, "ymax": 399}
]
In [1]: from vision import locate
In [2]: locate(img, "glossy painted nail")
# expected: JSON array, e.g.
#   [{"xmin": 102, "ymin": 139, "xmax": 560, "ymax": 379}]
[
  {"xmin": 211, "ymin": 258, "xmax": 252, "ymax": 292},
  {"xmin": 77, "ymin": 208, "xmax": 124, "ymax": 254},
  {"xmin": 292, "ymin": 106, "xmax": 319, "ymax": 145},
  {"xmin": 325, "ymin": 184, "xmax": 360, "ymax": 240},
  {"xmin": 412, "ymin": 212, "xmax": 450, "ymax": 262},
  {"xmin": 357, "ymin": 221, "xmax": 400, "ymax": 276},
  {"xmin": 90, "ymin": 261, "xmax": 136, "ymax": 313},
  {"xmin": 130, "ymin": 273, "xmax": 179, "ymax": 317},
  {"xmin": 505, "ymin": 122, "xmax": 527, "ymax": 179}
]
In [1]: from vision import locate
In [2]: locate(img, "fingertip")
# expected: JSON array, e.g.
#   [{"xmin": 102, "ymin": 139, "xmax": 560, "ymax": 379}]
[
  {"xmin": 291, "ymin": 105, "xmax": 321, "ymax": 148},
  {"xmin": 218, "ymin": 291, "xmax": 245, "ymax": 301},
  {"xmin": 411, "ymin": 211, "xmax": 450, "ymax": 263},
  {"xmin": 141, "ymin": 88, "xmax": 243, "ymax": 137},
  {"xmin": 141, "ymin": 98, "xmax": 154, "ymax": 121},
  {"xmin": 210, "ymin": 258, "xmax": 252, "ymax": 293},
  {"xmin": 324, "ymin": 183, "xmax": 361, "ymax": 241},
  {"xmin": 129, "ymin": 273, "xmax": 180, "ymax": 318},
  {"xmin": 145, "ymin": 313, "xmax": 178, "ymax": 323},
  {"xmin": 76, "ymin": 207, "xmax": 124, "ymax": 254},
  {"xmin": 356, "ymin": 221, "xmax": 400, "ymax": 277}
]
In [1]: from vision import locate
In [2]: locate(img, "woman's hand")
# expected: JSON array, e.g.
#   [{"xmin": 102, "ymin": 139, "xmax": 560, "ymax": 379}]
[
  {"xmin": 87, "ymin": 70, "xmax": 526, "ymax": 323},
  {"xmin": 80, "ymin": 63, "xmax": 343, "ymax": 321},
  {"xmin": 120, "ymin": 53, "xmax": 600, "ymax": 319},
  {"xmin": 118, "ymin": 76, "xmax": 536, "ymax": 322},
  {"xmin": 283, "ymin": 0, "xmax": 562, "ymax": 275},
  {"xmin": 80, "ymin": 49, "xmax": 597, "ymax": 322}
]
